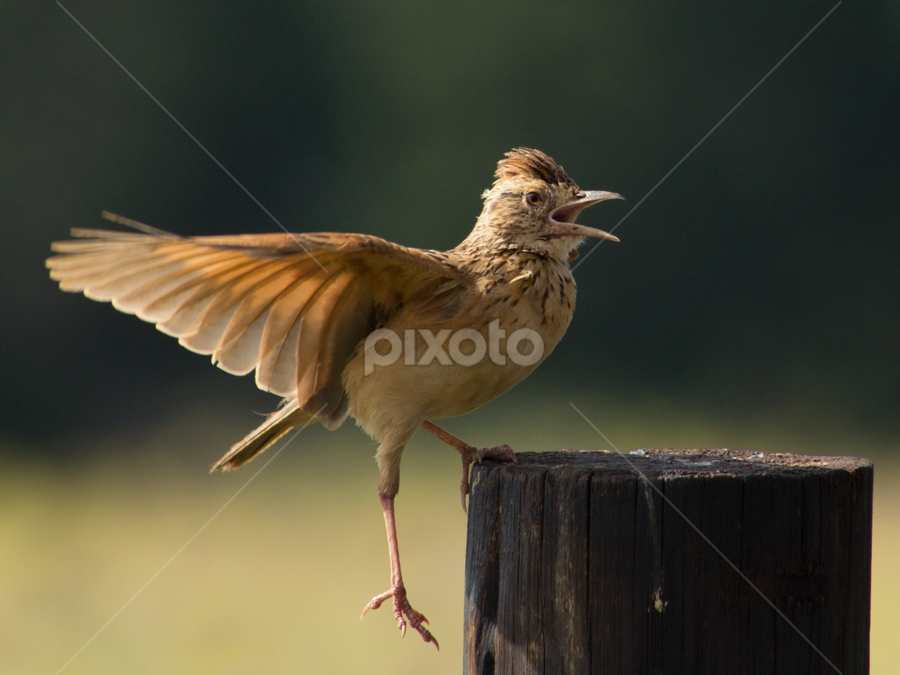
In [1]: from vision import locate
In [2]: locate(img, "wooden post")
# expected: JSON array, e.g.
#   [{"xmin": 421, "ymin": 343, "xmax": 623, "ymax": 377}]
[{"xmin": 464, "ymin": 449, "xmax": 873, "ymax": 675}]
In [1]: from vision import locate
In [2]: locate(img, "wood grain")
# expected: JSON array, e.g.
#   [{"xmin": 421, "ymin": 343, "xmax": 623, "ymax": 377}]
[{"xmin": 464, "ymin": 449, "xmax": 873, "ymax": 675}]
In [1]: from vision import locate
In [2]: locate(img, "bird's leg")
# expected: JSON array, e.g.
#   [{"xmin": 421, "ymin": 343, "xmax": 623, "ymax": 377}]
[
  {"xmin": 361, "ymin": 492, "xmax": 439, "ymax": 649},
  {"xmin": 421, "ymin": 420, "xmax": 517, "ymax": 511}
]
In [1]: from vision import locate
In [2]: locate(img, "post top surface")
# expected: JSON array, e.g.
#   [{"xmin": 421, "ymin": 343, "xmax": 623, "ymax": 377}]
[{"xmin": 477, "ymin": 448, "xmax": 873, "ymax": 480}]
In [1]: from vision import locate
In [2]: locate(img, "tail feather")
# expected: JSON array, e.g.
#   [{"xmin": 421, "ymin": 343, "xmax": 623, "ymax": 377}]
[{"xmin": 212, "ymin": 398, "xmax": 310, "ymax": 471}]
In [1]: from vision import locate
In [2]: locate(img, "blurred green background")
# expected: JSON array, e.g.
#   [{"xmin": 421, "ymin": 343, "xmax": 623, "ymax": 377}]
[{"xmin": 2, "ymin": 1, "xmax": 898, "ymax": 672}]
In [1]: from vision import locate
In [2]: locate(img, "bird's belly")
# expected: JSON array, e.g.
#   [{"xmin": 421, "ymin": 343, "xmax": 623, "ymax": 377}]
[
  {"xmin": 344, "ymin": 355, "xmax": 533, "ymax": 437},
  {"xmin": 342, "ymin": 318, "xmax": 564, "ymax": 438}
]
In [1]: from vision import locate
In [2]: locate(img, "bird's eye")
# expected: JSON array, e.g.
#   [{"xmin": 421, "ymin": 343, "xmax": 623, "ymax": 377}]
[{"xmin": 525, "ymin": 191, "xmax": 542, "ymax": 206}]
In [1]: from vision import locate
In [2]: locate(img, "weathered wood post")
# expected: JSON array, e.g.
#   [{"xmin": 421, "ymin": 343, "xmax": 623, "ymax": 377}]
[{"xmin": 464, "ymin": 449, "xmax": 873, "ymax": 675}]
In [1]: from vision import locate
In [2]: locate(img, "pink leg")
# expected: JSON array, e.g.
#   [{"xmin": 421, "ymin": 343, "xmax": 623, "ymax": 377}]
[
  {"xmin": 421, "ymin": 420, "xmax": 517, "ymax": 511},
  {"xmin": 361, "ymin": 493, "xmax": 439, "ymax": 649}
]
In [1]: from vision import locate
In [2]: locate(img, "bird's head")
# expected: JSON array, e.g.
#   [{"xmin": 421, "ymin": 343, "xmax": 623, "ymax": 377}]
[{"xmin": 471, "ymin": 148, "xmax": 622, "ymax": 261}]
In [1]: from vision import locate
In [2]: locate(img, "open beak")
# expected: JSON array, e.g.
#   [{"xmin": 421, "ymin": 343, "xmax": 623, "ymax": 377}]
[{"xmin": 548, "ymin": 190, "xmax": 623, "ymax": 241}]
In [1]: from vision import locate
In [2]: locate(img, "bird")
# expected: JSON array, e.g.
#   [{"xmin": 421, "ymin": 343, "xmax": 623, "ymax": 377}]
[{"xmin": 46, "ymin": 147, "xmax": 622, "ymax": 648}]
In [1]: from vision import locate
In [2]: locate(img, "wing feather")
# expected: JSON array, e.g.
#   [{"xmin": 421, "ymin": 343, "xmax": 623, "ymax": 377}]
[
  {"xmin": 109, "ymin": 251, "xmax": 252, "ymax": 315},
  {"xmin": 156, "ymin": 258, "xmax": 271, "ymax": 336},
  {"xmin": 212, "ymin": 305, "xmax": 272, "ymax": 376},
  {"xmin": 253, "ymin": 270, "xmax": 334, "ymax": 388},
  {"xmin": 302, "ymin": 274, "xmax": 369, "ymax": 424},
  {"xmin": 47, "ymin": 216, "xmax": 462, "ymax": 422},
  {"xmin": 294, "ymin": 270, "xmax": 356, "ymax": 410},
  {"xmin": 138, "ymin": 256, "xmax": 269, "ymax": 324},
  {"xmin": 259, "ymin": 315, "xmax": 304, "ymax": 396}
]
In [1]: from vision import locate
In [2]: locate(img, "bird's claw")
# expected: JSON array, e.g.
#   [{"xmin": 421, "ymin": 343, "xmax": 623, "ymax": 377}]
[
  {"xmin": 460, "ymin": 443, "xmax": 517, "ymax": 512},
  {"xmin": 361, "ymin": 585, "xmax": 439, "ymax": 649}
]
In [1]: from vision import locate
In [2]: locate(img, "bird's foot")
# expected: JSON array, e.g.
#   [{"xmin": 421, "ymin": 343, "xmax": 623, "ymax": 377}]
[
  {"xmin": 459, "ymin": 443, "xmax": 517, "ymax": 511},
  {"xmin": 361, "ymin": 584, "xmax": 439, "ymax": 649}
]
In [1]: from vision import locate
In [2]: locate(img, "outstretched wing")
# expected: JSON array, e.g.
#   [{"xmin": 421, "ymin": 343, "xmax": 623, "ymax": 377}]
[{"xmin": 47, "ymin": 212, "xmax": 462, "ymax": 426}]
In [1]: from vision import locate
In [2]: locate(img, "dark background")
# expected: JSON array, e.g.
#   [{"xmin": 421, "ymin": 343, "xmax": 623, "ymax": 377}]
[
  {"xmin": 3, "ymin": 2, "xmax": 899, "ymax": 672},
  {"xmin": 5, "ymin": 1, "xmax": 898, "ymax": 457}
]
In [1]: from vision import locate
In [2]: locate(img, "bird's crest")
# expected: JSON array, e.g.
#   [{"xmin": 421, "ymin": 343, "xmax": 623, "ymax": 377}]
[{"xmin": 493, "ymin": 148, "xmax": 577, "ymax": 189}]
